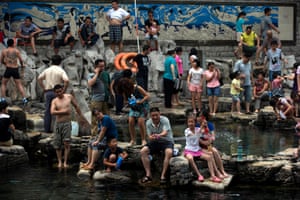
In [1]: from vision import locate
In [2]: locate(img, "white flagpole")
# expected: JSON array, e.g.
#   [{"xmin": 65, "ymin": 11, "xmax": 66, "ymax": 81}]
[{"xmin": 134, "ymin": 0, "xmax": 140, "ymax": 53}]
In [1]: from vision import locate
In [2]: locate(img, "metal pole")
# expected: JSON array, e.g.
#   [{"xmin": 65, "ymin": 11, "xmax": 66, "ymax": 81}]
[{"xmin": 134, "ymin": 0, "xmax": 140, "ymax": 53}]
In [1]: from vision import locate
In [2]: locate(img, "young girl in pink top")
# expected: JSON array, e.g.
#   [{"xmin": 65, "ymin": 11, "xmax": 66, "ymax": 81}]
[{"xmin": 203, "ymin": 62, "xmax": 221, "ymax": 116}]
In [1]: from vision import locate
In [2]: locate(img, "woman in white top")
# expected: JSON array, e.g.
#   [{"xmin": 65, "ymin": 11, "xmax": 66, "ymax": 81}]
[{"xmin": 187, "ymin": 59, "xmax": 204, "ymax": 114}]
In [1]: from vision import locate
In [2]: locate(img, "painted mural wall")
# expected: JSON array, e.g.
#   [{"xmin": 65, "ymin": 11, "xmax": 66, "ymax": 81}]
[{"xmin": 0, "ymin": 2, "xmax": 290, "ymax": 41}]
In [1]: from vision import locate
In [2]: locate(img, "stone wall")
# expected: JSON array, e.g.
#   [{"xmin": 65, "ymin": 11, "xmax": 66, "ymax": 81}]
[{"xmin": 114, "ymin": 0, "xmax": 300, "ymax": 60}]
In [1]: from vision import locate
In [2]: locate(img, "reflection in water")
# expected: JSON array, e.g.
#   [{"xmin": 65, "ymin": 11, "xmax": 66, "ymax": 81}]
[
  {"xmin": 119, "ymin": 123, "xmax": 294, "ymax": 156},
  {"xmin": 0, "ymin": 124, "xmax": 297, "ymax": 199}
]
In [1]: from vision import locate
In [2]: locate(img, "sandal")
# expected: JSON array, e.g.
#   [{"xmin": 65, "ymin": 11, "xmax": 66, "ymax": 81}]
[
  {"xmin": 198, "ymin": 175, "xmax": 204, "ymax": 182},
  {"xmin": 210, "ymin": 176, "xmax": 222, "ymax": 183},
  {"xmin": 160, "ymin": 178, "xmax": 167, "ymax": 185},
  {"xmin": 141, "ymin": 176, "xmax": 152, "ymax": 184}
]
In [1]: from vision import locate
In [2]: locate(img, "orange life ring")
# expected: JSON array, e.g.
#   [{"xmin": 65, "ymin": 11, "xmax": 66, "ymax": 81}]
[
  {"xmin": 114, "ymin": 53, "xmax": 126, "ymax": 71},
  {"xmin": 120, "ymin": 52, "xmax": 138, "ymax": 73},
  {"xmin": 114, "ymin": 52, "xmax": 138, "ymax": 73}
]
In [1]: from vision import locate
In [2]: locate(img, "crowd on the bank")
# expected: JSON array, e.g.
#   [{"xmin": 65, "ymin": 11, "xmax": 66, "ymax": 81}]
[{"xmin": 1, "ymin": 1, "xmax": 300, "ymax": 184}]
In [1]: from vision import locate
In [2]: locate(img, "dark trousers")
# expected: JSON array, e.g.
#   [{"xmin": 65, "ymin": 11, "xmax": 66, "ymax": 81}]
[
  {"xmin": 115, "ymin": 93, "xmax": 124, "ymax": 113},
  {"xmin": 163, "ymin": 78, "xmax": 174, "ymax": 108},
  {"xmin": 80, "ymin": 32, "xmax": 99, "ymax": 46},
  {"xmin": 136, "ymin": 76, "xmax": 148, "ymax": 91},
  {"xmin": 44, "ymin": 91, "xmax": 55, "ymax": 133}
]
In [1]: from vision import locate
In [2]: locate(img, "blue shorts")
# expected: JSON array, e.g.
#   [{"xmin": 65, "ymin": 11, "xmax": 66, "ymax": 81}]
[
  {"xmin": 207, "ymin": 86, "xmax": 220, "ymax": 96},
  {"xmin": 242, "ymin": 85, "xmax": 252, "ymax": 103},
  {"xmin": 231, "ymin": 94, "xmax": 241, "ymax": 102}
]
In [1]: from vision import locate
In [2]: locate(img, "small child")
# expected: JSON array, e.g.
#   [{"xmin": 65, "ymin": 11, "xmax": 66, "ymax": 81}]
[
  {"xmin": 199, "ymin": 119, "xmax": 214, "ymax": 151},
  {"xmin": 0, "ymin": 100, "xmax": 15, "ymax": 146},
  {"xmin": 230, "ymin": 71, "xmax": 244, "ymax": 114},
  {"xmin": 103, "ymin": 138, "xmax": 128, "ymax": 172},
  {"xmin": 149, "ymin": 21, "xmax": 158, "ymax": 40},
  {"xmin": 271, "ymin": 73, "xmax": 285, "ymax": 98},
  {"xmin": 270, "ymin": 96, "xmax": 294, "ymax": 120}
]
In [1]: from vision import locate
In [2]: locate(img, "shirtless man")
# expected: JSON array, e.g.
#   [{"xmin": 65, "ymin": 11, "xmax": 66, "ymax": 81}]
[
  {"xmin": 106, "ymin": 0, "xmax": 130, "ymax": 53},
  {"xmin": 50, "ymin": 84, "xmax": 85, "ymax": 168},
  {"xmin": 0, "ymin": 38, "xmax": 28, "ymax": 105}
]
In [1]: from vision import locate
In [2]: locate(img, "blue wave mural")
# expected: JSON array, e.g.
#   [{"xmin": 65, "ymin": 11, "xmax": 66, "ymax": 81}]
[{"xmin": 0, "ymin": 2, "xmax": 278, "ymax": 40}]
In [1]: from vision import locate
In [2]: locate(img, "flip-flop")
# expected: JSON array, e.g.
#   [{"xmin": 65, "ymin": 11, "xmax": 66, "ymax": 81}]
[{"xmin": 141, "ymin": 176, "xmax": 152, "ymax": 184}]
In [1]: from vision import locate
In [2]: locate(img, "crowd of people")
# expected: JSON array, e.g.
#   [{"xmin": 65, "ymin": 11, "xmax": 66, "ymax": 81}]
[{"xmin": 1, "ymin": 2, "xmax": 300, "ymax": 185}]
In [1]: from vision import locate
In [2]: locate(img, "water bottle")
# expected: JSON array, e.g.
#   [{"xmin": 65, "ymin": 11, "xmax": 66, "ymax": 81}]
[
  {"xmin": 116, "ymin": 157, "xmax": 123, "ymax": 169},
  {"xmin": 237, "ymin": 141, "xmax": 243, "ymax": 161},
  {"xmin": 128, "ymin": 94, "xmax": 136, "ymax": 106}
]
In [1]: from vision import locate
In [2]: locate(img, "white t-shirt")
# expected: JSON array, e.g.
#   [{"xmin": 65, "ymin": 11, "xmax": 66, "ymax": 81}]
[
  {"xmin": 184, "ymin": 127, "xmax": 202, "ymax": 152},
  {"xmin": 107, "ymin": 8, "xmax": 130, "ymax": 21},
  {"xmin": 189, "ymin": 67, "xmax": 203, "ymax": 85}
]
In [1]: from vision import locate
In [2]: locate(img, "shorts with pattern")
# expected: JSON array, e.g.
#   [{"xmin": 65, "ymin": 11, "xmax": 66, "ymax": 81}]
[
  {"xmin": 4, "ymin": 67, "xmax": 20, "ymax": 79},
  {"xmin": 109, "ymin": 25, "xmax": 122, "ymax": 43},
  {"xmin": 128, "ymin": 102, "xmax": 149, "ymax": 118},
  {"xmin": 53, "ymin": 121, "xmax": 71, "ymax": 149}
]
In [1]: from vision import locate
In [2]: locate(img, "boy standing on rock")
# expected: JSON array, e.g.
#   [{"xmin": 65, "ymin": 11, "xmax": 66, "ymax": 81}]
[{"xmin": 50, "ymin": 84, "xmax": 87, "ymax": 168}]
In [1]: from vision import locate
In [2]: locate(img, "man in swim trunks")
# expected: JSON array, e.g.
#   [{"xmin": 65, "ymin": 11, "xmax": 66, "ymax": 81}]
[
  {"xmin": 106, "ymin": 0, "xmax": 130, "ymax": 53},
  {"xmin": 0, "ymin": 38, "xmax": 28, "ymax": 105},
  {"xmin": 50, "ymin": 84, "xmax": 87, "ymax": 168}
]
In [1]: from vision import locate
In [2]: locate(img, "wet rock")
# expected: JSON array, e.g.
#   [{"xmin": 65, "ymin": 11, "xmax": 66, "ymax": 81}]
[
  {"xmin": 93, "ymin": 170, "xmax": 132, "ymax": 184},
  {"xmin": 169, "ymin": 156, "xmax": 192, "ymax": 186},
  {"xmin": 8, "ymin": 106, "xmax": 27, "ymax": 132},
  {"xmin": 192, "ymin": 175, "xmax": 233, "ymax": 190},
  {"xmin": 0, "ymin": 145, "xmax": 29, "ymax": 171},
  {"xmin": 274, "ymin": 164, "xmax": 294, "ymax": 185},
  {"xmin": 238, "ymin": 160, "xmax": 288, "ymax": 183}
]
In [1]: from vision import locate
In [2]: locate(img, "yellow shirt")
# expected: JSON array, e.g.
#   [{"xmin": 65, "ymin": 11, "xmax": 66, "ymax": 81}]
[
  {"xmin": 241, "ymin": 31, "xmax": 257, "ymax": 46},
  {"xmin": 230, "ymin": 78, "xmax": 241, "ymax": 95}
]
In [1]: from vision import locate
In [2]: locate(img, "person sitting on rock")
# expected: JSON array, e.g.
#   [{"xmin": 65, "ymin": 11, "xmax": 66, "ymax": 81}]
[
  {"xmin": 0, "ymin": 100, "xmax": 15, "ymax": 146},
  {"xmin": 15, "ymin": 16, "xmax": 42, "ymax": 56},
  {"xmin": 270, "ymin": 95, "xmax": 294, "ymax": 120},
  {"xmin": 253, "ymin": 71, "xmax": 269, "ymax": 113},
  {"xmin": 82, "ymin": 109, "xmax": 118, "ymax": 170},
  {"xmin": 140, "ymin": 107, "xmax": 174, "ymax": 185},
  {"xmin": 184, "ymin": 115, "xmax": 222, "ymax": 183},
  {"xmin": 52, "ymin": 18, "xmax": 75, "ymax": 55},
  {"xmin": 78, "ymin": 16, "xmax": 99, "ymax": 48},
  {"xmin": 103, "ymin": 138, "xmax": 128, "ymax": 172}
]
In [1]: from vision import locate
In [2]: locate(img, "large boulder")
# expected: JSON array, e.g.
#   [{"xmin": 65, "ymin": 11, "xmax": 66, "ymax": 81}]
[{"xmin": 0, "ymin": 145, "xmax": 29, "ymax": 171}]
